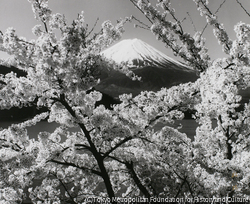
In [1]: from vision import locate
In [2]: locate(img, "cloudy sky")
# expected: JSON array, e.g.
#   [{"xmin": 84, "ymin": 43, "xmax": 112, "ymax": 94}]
[{"xmin": 0, "ymin": 0, "xmax": 250, "ymax": 62}]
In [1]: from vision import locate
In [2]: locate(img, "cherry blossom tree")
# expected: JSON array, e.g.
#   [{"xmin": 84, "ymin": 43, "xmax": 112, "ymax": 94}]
[
  {"xmin": 128, "ymin": 0, "xmax": 250, "ymax": 200},
  {"xmin": 1, "ymin": 0, "xmax": 250, "ymax": 203}
]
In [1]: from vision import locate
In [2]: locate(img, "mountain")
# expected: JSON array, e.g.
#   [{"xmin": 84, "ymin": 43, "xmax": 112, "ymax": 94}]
[
  {"xmin": 97, "ymin": 38, "xmax": 198, "ymax": 97},
  {"xmin": 101, "ymin": 38, "xmax": 190, "ymax": 69}
]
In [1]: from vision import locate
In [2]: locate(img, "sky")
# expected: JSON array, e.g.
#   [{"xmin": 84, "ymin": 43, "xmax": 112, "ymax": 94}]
[{"xmin": 1, "ymin": 0, "xmax": 250, "ymax": 62}]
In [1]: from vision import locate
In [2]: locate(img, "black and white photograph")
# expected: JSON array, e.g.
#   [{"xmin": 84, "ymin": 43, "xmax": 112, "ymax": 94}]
[{"xmin": 0, "ymin": 0, "xmax": 250, "ymax": 203}]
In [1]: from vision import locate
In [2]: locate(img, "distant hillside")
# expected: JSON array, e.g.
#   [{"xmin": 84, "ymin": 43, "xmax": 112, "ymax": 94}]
[
  {"xmin": 96, "ymin": 65, "xmax": 198, "ymax": 98},
  {"xmin": 0, "ymin": 65, "xmax": 38, "ymax": 121},
  {"xmin": 0, "ymin": 64, "xmax": 26, "ymax": 77}
]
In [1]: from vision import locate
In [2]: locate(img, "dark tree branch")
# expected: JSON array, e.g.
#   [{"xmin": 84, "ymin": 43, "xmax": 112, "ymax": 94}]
[
  {"xmin": 225, "ymin": 126, "xmax": 233, "ymax": 160},
  {"xmin": 51, "ymin": 173, "xmax": 77, "ymax": 204},
  {"xmin": 185, "ymin": 179, "xmax": 194, "ymax": 198},
  {"xmin": 161, "ymin": 1, "xmax": 183, "ymax": 34},
  {"xmin": 43, "ymin": 22, "xmax": 48, "ymax": 33},
  {"xmin": 187, "ymin": 12, "xmax": 197, "ymax": 32},
  {"xmin": 236, "ymin": 0, "xmax": 250, "ymax": 17},
  {"xmin": 0, "ymin": 138, "xmax": 22, "ymax": 151},
  {"xmin": 200, "ymin": 23, "xmax": 209, "ymax": 36},
  {"xmin": 104, "ymin": 154, "xmax": 126, "ymax": 164},
  {"xmin": 52, "ymin": 94, "xmax": 117, "ymax": 202},
  {"xmin": 175, "ymin": 176, "xmax": 187, "ymax": 199},
  {"xmin": 52, "ymin": 94, "xmax": 98, "ymax": 156},
  {"xmin": 215, "ymin": 0, "xmax": 227, "ymax": 14},
  {"xmin": 86, "ymin": 18, "xmax": 99, "ymax": 38},
  {"xmin": 199, "ymin": 0, "xmax": 213, "ymax": 16},
  {"xmin": 131, "ymin": 15, "xmax": 151, "ymax": 29},
  {"xmin": 75, "ymin": 143, "xmax": 91, "ymax": 150},
  {"xmin": 129, "ymin": 0, "xmax": 154, "ymax": 24},
  {"xmin": 134, "ymin": 24, "xmax": 150, "ymax": 30},
  {"xmin": 218, "ymin": 115, "xmax": 227, "ymax": 133},
  {"xmin": 224, "ymin": 63, "xmax": 235, "ymax": 69},
  {"xmin": 103, "ymin": 136, "xmax": 133, "ymax": 158},
  {"xmin": 201, "ymin": 0, "xmax": 227, "ymax": 36},
  {"xmin": 34, "ymin": 0, "xmax": 49, "ymax": 33},
  {"xmin": 48, "ymin": 159, "xmax": 102, "ymax": 176},
  {"xmin": 125, "ymin": 161, "xmax": 151, "ymax": 199}
]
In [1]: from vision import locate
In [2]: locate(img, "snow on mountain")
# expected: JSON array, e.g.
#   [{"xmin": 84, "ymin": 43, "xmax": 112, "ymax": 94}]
[{"xmin": 101, "ymin": 38, "xmax": 190, "ymax": 70}]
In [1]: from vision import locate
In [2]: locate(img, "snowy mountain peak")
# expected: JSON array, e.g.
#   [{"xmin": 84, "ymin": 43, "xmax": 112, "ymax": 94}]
[{"xmin": 101, "ymin": 38, "xmax": 188, "ymax": 69}]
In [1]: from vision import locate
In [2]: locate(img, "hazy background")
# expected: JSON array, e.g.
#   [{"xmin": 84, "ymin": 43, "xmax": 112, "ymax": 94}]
[{"xmin": 0, "ymin": 0, "xmax": 250, "ymax": 62}]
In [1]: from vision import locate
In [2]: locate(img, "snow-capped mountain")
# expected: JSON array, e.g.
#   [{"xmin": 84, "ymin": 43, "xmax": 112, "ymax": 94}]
[
  {"xmin": 101, "ymin": 38, "xmax": 189, "ymax": 69},
  {"xmin": 97, "ymin": 38, "xmax": 198, "ymax": 97}
]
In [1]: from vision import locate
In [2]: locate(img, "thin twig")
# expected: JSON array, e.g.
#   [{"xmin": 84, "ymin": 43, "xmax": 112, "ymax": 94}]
[
  {"xmin": 187, "ymin": 12, "xmax": 197, "ymax": 32},
  {"xmin": 86, "ymin": 18, "xmax": 99, "ymax": 38},
  {"xmin": 134, "ymin": 24, "xmax": 150, "ymax": 30},
  {"xmin": 51, "ymin": 173, "xmax": 77, "ymax": 204},
  {"xmin": 129, "ymin": 0, "xmax": 154, "ymax": 24},
  {"xmin": 131, "ymin": 16, "xmax": 151, "ymax": 29},
  {"xmin": 48, "ymin": 159, "xmax": 102, "ymax": 176},
  {"xmin": 236, "ymin": 0, "xmax": 250, "ymax": 17},
  {"xmin": 215, "ymin": 0, "xmax": 227, "ymax": 14},
  {"xmin": 103, "ymin": 136, "xmax": 133, "ymax": 158},
  {"xmin": 201, "ymin": 0, "xmax": 227, "ymax": 36},
  {"xmin": 43, "ymin": 22, "xmax": 48, "ymax": 33},
  {"xmin": 132, "ymin": 17, "xmax": 151, "ymax": 31}
]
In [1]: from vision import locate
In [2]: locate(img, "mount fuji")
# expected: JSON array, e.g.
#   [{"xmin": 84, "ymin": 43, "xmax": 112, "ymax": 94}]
[
  {"xmin": 101, "ymin": 38, "xmax": 189, "ymax": 69},
  {"xmin": 97, "ymin": 38, "xmax": 198, "ymax": 97}
]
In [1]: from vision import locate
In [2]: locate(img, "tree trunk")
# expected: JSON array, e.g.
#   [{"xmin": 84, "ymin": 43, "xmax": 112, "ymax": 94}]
[
  {"xmin": 125, "ymin": 161, "xmax": 151, "ymax": 199},
  {"xmin": 96, "ymin": 155, "xmax": 117, "ymax": 204},
  {"xmin": 58, "ymin": 96, "xmax": 117, "ymax": 203}
]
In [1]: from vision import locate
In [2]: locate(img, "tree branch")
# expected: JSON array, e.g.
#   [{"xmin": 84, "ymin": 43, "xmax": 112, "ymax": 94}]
[
  {"xmin": 187, "ymin": 12, "xmax": 197, "ymax": 32},
  {"xmin": 161, "ymin": 1, "xmax": 183, "ymax": 34},
  {"xmin": 75, "ymin": 143, "xmax": 92, "ymax": 151},
  {"xmin": 51, "ymin": 173, "xmax": 77, "ymax": 204},
  {"xmin": 125, "ymin": 161, "xmax": 151, "ymax": 199},
  {"xmin": 104, "ymin": 154, "xmax": 126, "ymax": 164},
  {"xmin": 131, "ymin": 15, "xmax": 151, "ymax": 29},
  {"xmin": 43, "ymin": 22, "xmax": 48, "ymax": 33},
  {"xmin": 0, "ymin": 138, "xmax": 22, "ymax": 152},
  {"xmin": 103, "ymin": 136, "xmax": 133, "ymax": 158},
  {"xmin": 129, "ymin": 0, "xmax": 154, "ymax": 24},
  {"xmin": 53, "ymin": 94, "xmax": 98, "ymax": 156},
  {"xmin": 185, "ymin": 179, "xmax": 194, "ymax": 198},
  {"xmin": 224, "ymin": 63, "xmax": 235, "ymax": 69},
  {"xmin": 200, "ymin": 0, "xmax": 227, "ymax": 37},
  {"xmin": 236, "ymin": 0, "xmax": 250, "ymax": 17},
  {"xmin": 86, "ymin": 18, "xmax": 99, "ymax": 38},
  {"xmin": 175, "ymin": 176, "xmax": 186, "ymax": 198},
  {"xmin": 48, "ymin": 159, "xmax": 102, "ymax": 176},
  {"xmin": 51, "ymin": 94, "xmax": 117, "ymax": 201}
]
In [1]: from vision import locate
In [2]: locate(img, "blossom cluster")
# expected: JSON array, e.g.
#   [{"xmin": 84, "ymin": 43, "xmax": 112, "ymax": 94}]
[{"xmin": 133, "ymin": 0, "xmax": 211, "ymax": 71}]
